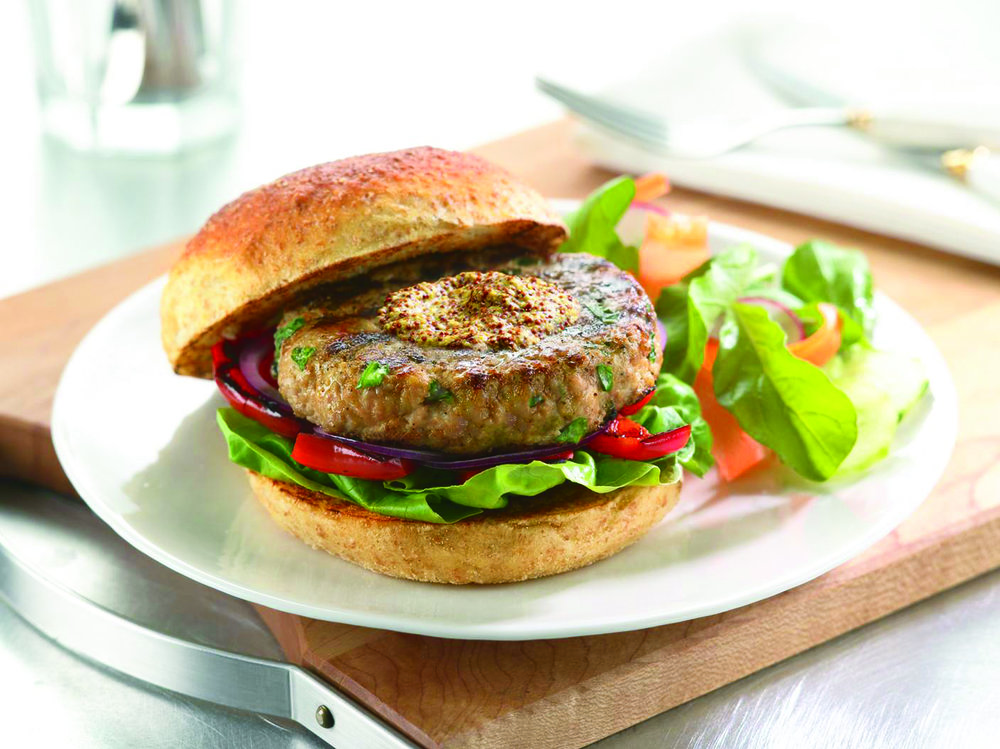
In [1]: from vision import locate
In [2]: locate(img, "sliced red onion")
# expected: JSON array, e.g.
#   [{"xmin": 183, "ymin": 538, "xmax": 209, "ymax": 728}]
[
  {"xmin": 655, "ymin": 318, "xmax": 667, "ymax": 351},
  {"xmin": 314, "ymin": 423, "xmax": 609, "ymax": 471},
  {"xmin": 738, "ymin": 296, "xmax": 805, "ymax": 343},
  {"xmin": 237, "ymin": 334, "xmax": 294, "ymax": 413},
  {"xmin": 631, "ymin": 200, "xmax": 671, "ymax": 217}
]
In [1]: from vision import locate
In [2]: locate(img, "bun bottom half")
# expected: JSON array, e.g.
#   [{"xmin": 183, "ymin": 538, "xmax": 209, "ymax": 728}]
[{"xmin": 247, "ymin": 471, "xmax": 682, "ymax": 585}]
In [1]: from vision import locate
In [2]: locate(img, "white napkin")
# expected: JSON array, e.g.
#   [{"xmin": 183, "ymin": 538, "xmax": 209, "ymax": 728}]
[{"xmin": 566, "ymin": 25, "xmax": 1000, "ymax": 266}]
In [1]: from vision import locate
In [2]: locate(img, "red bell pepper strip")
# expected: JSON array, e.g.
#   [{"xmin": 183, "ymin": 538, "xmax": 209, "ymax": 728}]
[
  {"xmin": 587, "ymin": 415, "xmax": 691, "ymax": 461},
  {"xmin": 618, "ymin": 389, "xmax": 655, "ymax": 416},
  {"xmin": 291, "ymin": 433, "xmax": 415, "ymax": 480},
  {"xmin": 212, "ymin": 339, "xmax": 304, "ymax": 439}
]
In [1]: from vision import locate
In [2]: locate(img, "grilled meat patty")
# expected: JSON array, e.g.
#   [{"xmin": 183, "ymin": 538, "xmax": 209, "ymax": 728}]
[{"xmin": 276, "ymin": 249, "xmax": 661, "ymax": 454}]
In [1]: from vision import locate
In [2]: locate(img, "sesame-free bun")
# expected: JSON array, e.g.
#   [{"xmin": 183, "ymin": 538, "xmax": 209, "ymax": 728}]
[
  {"xmin": 248, "ymin": 472, "xmax": 681, "ymax": 584},
  {"xmin": 161, "ymin": 147, "xmax": 567, "ymax": 377}
]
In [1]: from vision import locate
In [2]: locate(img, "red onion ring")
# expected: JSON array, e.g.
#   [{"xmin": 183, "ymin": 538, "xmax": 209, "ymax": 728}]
[
  {"xmin": 237, "ymin": 334, "xmax": 290, "ymax": 408},
  {"xmin": 314, "ymin": 422, "xmax": 609, "ymax": 471},
  {"xmin": 738, "ymin": 296, "xmax": 805, "ymax": 343},
  {"xmin": 631, "ymin": 200, "xmax": 671, "ymax": 217}
]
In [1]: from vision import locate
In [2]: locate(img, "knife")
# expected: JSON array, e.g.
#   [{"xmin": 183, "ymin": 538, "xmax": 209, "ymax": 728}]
[
  {"xmin": 743, "ymin": 40, "xmax": 1000, "ymax": 206},
  {"xmin": 0, "ymin": 538, "xmax": 415, "ymax": 749}
]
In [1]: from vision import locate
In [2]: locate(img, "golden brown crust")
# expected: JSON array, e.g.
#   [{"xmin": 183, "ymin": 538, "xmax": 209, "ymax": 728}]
[
  {"xmin": 248, "ymin": 472, "xmax": 681, "ymax": 584},
  {"xmin": 161, "ymin": 147, "xmax": 567, "ymax": 378}
]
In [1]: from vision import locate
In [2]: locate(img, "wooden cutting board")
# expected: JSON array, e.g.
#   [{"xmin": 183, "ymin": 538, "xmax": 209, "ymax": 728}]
[{"xmin": 3, "ymin": 120, "xmax": 1000, "ymax": 748}]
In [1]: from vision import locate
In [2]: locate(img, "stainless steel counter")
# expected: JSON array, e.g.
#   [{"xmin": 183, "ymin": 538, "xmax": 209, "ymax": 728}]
[{"xmin": 1, "ymin": 480, "xmax": 998, "ymax": 748}]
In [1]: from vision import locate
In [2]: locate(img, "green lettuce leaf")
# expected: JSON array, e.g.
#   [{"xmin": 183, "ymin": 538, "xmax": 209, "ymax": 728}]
[
  {"xmin": 781, "ymin": 240, "xmax": 876, "ymax": 337},
  {"xmin": 823, "ymin": 345, "xmax": 928, "ymax": 474},
  {"xmin": 217, "ymin": 409, "xmax": 480, "ymax": 523},
  {"xmin": 217, "ymin": 408, "xmax": 683, "ymax": 525},
  {"xmin": 656, "ymin": 244, "xmax": 760, "ymax": 383},
  {"xmin": 560, "ymin": 176, "xmax": 639, "ymax": 273},
  {"xmin": 632, "ymin": 371, "xmax": 714, "ymax": 476},
  {"xmin": 713, "ymin": 303, "xmax": 858, "ymax": 481}
]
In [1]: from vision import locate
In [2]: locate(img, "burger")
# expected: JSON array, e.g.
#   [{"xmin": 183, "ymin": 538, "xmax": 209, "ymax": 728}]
[{"xmin": 160, "ymin": 147, "xmax": 699, "ymax": 584}]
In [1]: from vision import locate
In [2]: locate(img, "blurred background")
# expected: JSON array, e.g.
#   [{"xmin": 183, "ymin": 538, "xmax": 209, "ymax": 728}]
[{"xmin": 4, "ymin": 0, "xmax": 1000, "ymax": 299}]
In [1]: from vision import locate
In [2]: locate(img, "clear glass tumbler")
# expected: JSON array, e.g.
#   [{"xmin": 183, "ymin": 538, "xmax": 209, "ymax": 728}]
[{"xmin": 27, "ymin": 0, "xmax": 240, "ymax": 156}]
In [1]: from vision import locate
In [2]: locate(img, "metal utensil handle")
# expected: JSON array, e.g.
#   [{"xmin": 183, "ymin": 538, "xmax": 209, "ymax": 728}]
[{"xmin": 0, "ymin": 537, "xmax": 414, "ymax": 749}]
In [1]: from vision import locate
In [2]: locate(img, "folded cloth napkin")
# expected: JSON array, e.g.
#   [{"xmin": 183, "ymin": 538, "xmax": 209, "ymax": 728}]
[
  {"xmin": 575, "ymin": 125, "xmax": 1000, "ymax": 266},
  {"xmin": 565, "ymin": 26, "xmax": 1000, "ymax": 266}
]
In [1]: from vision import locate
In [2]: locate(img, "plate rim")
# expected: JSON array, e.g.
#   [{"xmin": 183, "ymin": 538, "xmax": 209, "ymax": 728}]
[{"xmin": 51, "ymin": 211, "xmax": 958, "ymax": 640}]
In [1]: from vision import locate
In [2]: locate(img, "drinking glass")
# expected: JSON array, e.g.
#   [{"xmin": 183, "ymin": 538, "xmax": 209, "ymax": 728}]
[{"xmin": 27, "ymin": 0, "xmax": 240, "ymax": 155}]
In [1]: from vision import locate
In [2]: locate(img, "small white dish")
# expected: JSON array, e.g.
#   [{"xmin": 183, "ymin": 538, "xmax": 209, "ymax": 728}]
[{"xmin": 52, "ymin": 205, "xmax": 957, "ymax": 640}]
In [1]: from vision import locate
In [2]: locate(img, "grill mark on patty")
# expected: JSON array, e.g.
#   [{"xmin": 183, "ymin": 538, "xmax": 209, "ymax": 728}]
[{"xmin": 325, "ymin": 331, "xmax": 390, "ymax": 355}]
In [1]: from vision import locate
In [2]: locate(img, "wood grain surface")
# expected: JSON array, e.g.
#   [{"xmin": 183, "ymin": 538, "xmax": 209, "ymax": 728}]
[{"xmin": 3, "ymin": 120, "xmax": 999, "ymax": 748}]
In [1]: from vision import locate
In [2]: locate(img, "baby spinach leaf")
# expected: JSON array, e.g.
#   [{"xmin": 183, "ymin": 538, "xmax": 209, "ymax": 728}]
[
  {"xmin": 560, "ymin": 176, "xmax": 639, "ymax": 273},
  {"xmin": 656, "ymin": 244, "xmax": 760, "ymax": 383},
  {"xmin": 631, "ymin": 371, "xmax": 714, "ymax": 477},
  {"xmin": 782, "ymin": 240, "xmax": 875, "ymax": 337},
  {"xmin": 713, "ymin": 303, "xmax": 857, "ymax": 481}
]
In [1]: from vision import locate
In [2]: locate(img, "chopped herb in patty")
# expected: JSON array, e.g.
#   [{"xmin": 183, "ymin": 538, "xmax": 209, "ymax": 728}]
[
  {"xmin": 426, "ymin": 380, "xmax": 453, "ymax": 403},
  {"xmin": 357, "ymin": 361, "xmax": 390, "ymax": 388},
  {"xmin": 597, "ymin": 364, "xmax": 614, "ymax": 391},
  {"xmin": 291, "ymin": 346, "xmax": 315, "ymax": 371}
]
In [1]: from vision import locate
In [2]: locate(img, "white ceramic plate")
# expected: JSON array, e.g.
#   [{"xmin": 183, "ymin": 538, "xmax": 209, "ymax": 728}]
[{"xmin": 52, "ymin": 205, "xmax": 957, "ymax": 640}]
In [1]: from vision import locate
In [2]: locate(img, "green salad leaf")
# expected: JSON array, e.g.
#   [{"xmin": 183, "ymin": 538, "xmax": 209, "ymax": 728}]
[
  {"xmin": 631, "ymin": 372, "xmax": 714, "ymax": 477},
  {"xmin": 823, "ymin": 345, "xmax": 928, "ymax": 474},
  {"xmin": 656, "ymin": 244, "xmax": 760, "ymax": 383},
  {"xmin": 217, "ymin": 409, "xmax": 479, "ymax": 523},
  {"xmin": 781, "ymin": 240, "xmax": 876, "ymax": 337},
  {"xmin": 560, "ymin": 176, "xmax": 639, "ymax": 273},
  {"xmin": 217, "ymin": 408, "xmax": 682, "ymax": 524},
  {"xmin": 713, "ymin": 303, "xmax": 858, "ymax": 481}
]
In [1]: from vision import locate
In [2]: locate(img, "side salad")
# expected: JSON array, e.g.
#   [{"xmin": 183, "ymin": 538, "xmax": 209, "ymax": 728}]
[{"xmin": 572, "ymin": 174, "xmax": 928, "ymax": 482}]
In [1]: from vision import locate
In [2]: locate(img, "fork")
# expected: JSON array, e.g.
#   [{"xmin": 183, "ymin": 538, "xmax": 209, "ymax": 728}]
[{"xmin": 535, "ymin": 76, "xmax": 1000, "ymax": 159}]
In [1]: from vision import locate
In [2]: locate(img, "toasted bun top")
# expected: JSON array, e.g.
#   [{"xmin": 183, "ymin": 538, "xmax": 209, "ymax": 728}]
[{"xmin": 160, "ymin": 147, "xmax": 567, "ymax": 377}]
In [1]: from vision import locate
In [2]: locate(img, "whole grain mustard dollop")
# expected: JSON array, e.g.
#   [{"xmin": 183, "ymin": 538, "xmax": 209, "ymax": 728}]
[{"xmin": 378, "ymin": 270, "xmax": 580, "ymax": 349}]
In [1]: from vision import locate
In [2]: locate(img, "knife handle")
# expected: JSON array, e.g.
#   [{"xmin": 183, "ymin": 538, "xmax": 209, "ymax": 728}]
[
  {"xmin": 943, "ymin": 147, "xmax": 1000, "ymax": 207},
  {"xmin": 852, "ymin": 109, "xmax": 1000, "ymax": 151}
]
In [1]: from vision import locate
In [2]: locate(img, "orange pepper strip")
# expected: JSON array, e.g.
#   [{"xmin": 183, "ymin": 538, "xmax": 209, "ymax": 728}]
[
  {"xmin": 694, "ymin": 339, "xmax": 770, "ymax": 481},
  {"xmin": 633, "ymin": 172, "xmax": 671, "ymax": 202},
  {"xmin": 788, "ymin": 302, "xmax": 842, "ymax": 367}
]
